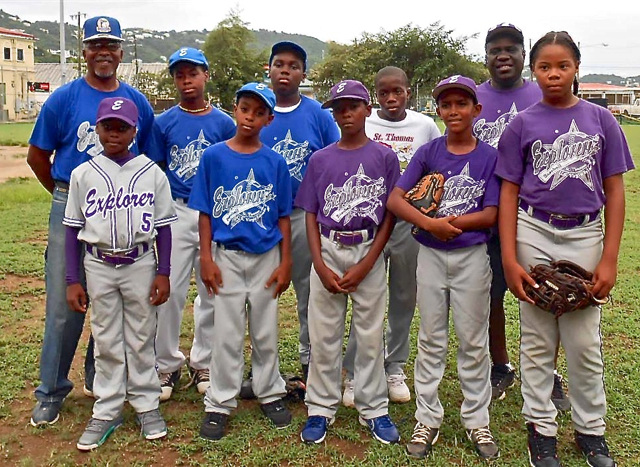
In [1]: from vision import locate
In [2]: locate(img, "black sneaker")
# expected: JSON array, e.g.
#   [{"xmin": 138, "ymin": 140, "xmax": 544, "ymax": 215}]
[
  {"xmin": 527, "ymin": 423, "xmax": 561, "ymax": 467},
  {"xmin": 239, "ymin": 367, "xmax": 256, "ymax": 400},
  {"xmin": 551, "ymin": 373, "xmax": 571, "ymax": 412},
  {"xmin": 159, "ymin": 368, "xmax": 181, "ymax": 402},
  {"xmin": 200, "ymin": 412, "xmax": 228, "ymax": 441},
  {"xmin": 491, "ymin": 365, "xmax": 516, "ymax": 401},
  {"xmin": 260, "ymin": 399, "xmax": 292, "ymax": 429},
  {"xmin": 575, "ymin": 432, "xmax": 617, "ymax": 467}
]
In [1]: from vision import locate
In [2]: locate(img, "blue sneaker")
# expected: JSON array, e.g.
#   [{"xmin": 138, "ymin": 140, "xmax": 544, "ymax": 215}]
[
  {"xmin": 359, "ymin": 414, "xmax": 400, "ymax": 444},
  {"xmin": 30, "ymin": 400, "xmax": 63, "ymax": 427},
  {"xmin": 300, "ymin": 416, "xmax": 334, "ymax": 444}
]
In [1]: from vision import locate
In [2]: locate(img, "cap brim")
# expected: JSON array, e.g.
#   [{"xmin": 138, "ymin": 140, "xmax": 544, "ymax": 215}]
[
  {"xmin": 236, "ymin": 90, "xmax": 274, "ymax": 111},
  {"xmin": 169, "ymin": 59, "xmax": 208, "ymax": 71},
  {"xmin": 321, "ymin": 95, "xmax": 369, "ymax": 109},
  {"xmin": 83, "ymin": 34, "xmax": 124, "ymax": 42},
  {"xmin": 96, "ymin": 114, "xmax": 137, "ymax": 127},
  {"xmin": 433, "ymin": 84, "xmax": 477, "ymax": 101},
  {"xmin": 270, "ymin": 41, "xmax": 307, "ymax": 65},
  {"xmin": 486, "ymin": 27, "xmax": 524, "ymax": 45}
]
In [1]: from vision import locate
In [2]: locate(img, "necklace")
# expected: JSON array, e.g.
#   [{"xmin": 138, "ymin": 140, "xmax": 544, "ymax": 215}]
[{"xmin": 179, "ymin": 102, "xmax": 211, "ymax": 113}]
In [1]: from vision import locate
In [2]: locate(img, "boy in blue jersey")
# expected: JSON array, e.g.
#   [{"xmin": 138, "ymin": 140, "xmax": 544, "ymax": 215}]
[
  {"xmin": 189, "ymin": 83, "xmax": 293, "ymax": 441},
  {"xmin": 27, "ymin": 15, "xmax": 154, "ymax": 427},
  {"xmin": 259, "ymin": 41, "xmax": 340, "ymax": 380},
  {"xmin": 148, "ymin": 47, "xmax": 236, "ymax": 401}
]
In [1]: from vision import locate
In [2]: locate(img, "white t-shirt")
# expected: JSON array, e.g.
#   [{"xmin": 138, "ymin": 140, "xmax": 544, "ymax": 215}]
[{"xmin": 366, "ymin": 109, "xmax": 441, "ymax": 164}]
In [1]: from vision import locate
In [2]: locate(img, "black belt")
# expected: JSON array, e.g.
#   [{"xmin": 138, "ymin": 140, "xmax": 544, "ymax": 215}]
[
  {"xmin": 86, "ymin": 243, "xmax": 150, "ymax": 266},
  {"xmin": 520, "ymin": 200, "xmax": 600, "ymax": 230},
  {"xmin": 54, "ymin": 180, "xmax": 69, "ymax": 193},
  {"xmin": 319, "ymin": 224, "xmax": 375, "ymax": 246},
  {"xmin": 216, "ymin": 242, "xmax": 243, "ymax": 251}
]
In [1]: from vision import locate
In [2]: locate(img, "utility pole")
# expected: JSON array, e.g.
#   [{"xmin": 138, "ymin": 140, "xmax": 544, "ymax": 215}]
[
  {"xmin": 59, "ymin": 0, "xmax": 66, "ymax": 85},
  {"xmin": 70, "ymin": 12, "xmax": 86, "ymax": 78}
]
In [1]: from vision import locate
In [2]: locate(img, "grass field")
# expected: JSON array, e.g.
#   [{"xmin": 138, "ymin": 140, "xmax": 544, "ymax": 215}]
[
  {"xmin": 0, "ymin": 127, "xmax": 638, "ymax": 466},
  {"xmin": 0, "ymin": 123, "xmax": 34, "ymax": 147}
]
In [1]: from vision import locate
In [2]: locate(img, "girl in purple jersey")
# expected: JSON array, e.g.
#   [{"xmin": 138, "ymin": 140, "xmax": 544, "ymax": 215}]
[{"xmin": 496, "ymin": 31, "xmax": 633, "ymax": 467}]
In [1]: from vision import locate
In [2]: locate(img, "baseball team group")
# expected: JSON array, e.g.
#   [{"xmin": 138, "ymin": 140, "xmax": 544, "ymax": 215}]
[{"xmin": 24, "ymin": 14, "xmax": 633, "ymax": 467}]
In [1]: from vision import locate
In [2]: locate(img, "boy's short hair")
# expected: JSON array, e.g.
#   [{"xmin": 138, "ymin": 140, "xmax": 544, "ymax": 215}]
[
  {"xmin": 374, "ymin": 66, "xmax": 410, "ymax": 88},
  {"xmin": 269, "ymin": 41, "xmax": 307, "ymax": 72},
  {"xmin": 168, "ymin": 47, "xmax": 209, "ymax": 75},
  {"xmin": 432, "ymin": 75, "xmax": 478, "ymax": 105},
  {"xmin": 96, "ymin": 97, "xmax": 138, "ymax": 127},
  {"xmin": 485, "ymin": 23, "xmax": 524, "ymax": 46},
  {"xmin": 321, "ymin": 80, "xmax": 370, "ymax": 109},
  {"xmin": 236, "ymin": 82, "xmax": 276, "ymax": 113}
]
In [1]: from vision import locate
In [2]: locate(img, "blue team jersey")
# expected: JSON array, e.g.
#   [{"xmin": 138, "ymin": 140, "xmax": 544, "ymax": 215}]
[
  {"xmin": 29, "ymin": 77, "xmax": 154, "ymax": 183},
  {"xmin": 259, "ymin": 95, "xmax": 340, "ymax": 203},
  {"xmin": 147, "ymin": 106, "xmax": 236, "ymax": 200},
  {"xmin": 188, "ymin": 142, "xmax": 292, "ymax": 254}
]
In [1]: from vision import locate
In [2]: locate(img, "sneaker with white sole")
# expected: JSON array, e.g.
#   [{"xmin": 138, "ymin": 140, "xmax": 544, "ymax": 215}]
[
  {"xmin": 30, "ymin": 400, "xmax": 63, "ymax": 427},
  {"xmin": 77, "ymin": 416, "xmax": 123, "ymax": 451},
  {"xmin": 387, "ymin": 373, "xmax": 411, "ymax": 403},
  {"xmin": 342, "ymin": 378, "xmax": 355, "ymax": 408},
  {"xmin": 186, "ymin": 366, "xmax": 210, "ymax": 394},
  {"xmin": 136, "ymin": 408, "xmax": 167, "ymax": 440},
  {"xmin": 159, "ymin": 368, "xmax": 181, "ymax": 401},
  {"xmin": 301, "ymin": 415, "xmax": 334, "ymax": 443},
  {"xmin": 359, "ymin": 414, "xmax": 400, "ymax": 444}
]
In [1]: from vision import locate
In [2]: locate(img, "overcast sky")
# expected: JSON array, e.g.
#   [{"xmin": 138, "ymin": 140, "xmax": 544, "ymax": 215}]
[{"xmin": 5, "ymin": 0, "xmax": 640, "ymax": 78}]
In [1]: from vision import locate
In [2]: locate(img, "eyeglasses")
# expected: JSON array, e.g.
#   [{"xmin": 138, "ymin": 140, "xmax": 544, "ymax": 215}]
[{"xmin": 85, "ymin": 41, "xmax": 122, "ymax": 52}]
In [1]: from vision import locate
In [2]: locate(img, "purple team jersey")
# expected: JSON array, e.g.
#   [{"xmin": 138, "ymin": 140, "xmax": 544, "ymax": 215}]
[
  {"xmin": 397, "ymin": 136, "xmax": 500, "ymax": 250},
  {"xmin": 295, "ymin": 140, "xmax": 400, "ymax": 231},
  {"xmin": 495, "ymin": 99, "xmax": 635, "ymax": 216},
  {"xmin": 473, "ymin": 80, "xmax": 542, "ymax": 148}
]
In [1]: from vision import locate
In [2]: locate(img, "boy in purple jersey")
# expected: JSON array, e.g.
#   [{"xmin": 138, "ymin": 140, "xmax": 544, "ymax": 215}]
[
  {"xmin": 27, "ymin": 15, "xmax": 155, "ymax": 427},
  {"xmin": 388, "ymin": 76, "xmax": 500, "ymax": 460},
  {"xmin": 148, "ymin": 47, "xmax": 236, "ymax": 401},
  {"xmin": 296, "ymin": 80, "xmax": 400, "ymax": 445},
  {"xmin": 65, "ymin": 97, "xmax": 176, "ymax": 450},
  {"xmin": 497, "ymin": 32, "xmax": 633, "ymax": 467}
]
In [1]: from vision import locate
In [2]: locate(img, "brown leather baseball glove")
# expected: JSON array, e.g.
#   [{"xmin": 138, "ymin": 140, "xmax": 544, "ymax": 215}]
[{"xmin": 404, "ymin": 172, "xmax": 445, "ymax": 219}]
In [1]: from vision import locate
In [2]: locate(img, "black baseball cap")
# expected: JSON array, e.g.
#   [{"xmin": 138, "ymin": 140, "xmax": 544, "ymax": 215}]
[
  {"xmin": 486, "ymin": 23, "xmax": 524, "ymax": 45},
  {"xmin": 269, "ymin": 41, "xmax": 307, "ymax": 71}
]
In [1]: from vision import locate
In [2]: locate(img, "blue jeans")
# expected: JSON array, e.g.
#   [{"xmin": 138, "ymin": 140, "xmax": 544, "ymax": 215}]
[{"xmin": 35, "ymin": 185, "xmax": 94, "ymax": 403}]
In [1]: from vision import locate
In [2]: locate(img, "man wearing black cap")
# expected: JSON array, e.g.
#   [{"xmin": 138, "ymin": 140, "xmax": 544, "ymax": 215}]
[
  {"xmin": 474, "ymin": 23, "xmax": 569, "ymax": 411},
  {"xmin": 259, "ymin": 42, "xmax": 340, "ymax": 380},
  {"xmin": 27, "ymin": 15, "xmax": 154, "ymax": 426}
]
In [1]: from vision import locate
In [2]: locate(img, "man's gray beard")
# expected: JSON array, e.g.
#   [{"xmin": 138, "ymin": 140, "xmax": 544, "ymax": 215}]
[{"xmin": 94, "ymin": 68, "xmax": 116, "ymax": 79}]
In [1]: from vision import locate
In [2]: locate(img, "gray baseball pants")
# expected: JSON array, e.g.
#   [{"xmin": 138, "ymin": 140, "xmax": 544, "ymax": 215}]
[{"xmin": 290, "ymin": 208, "xmax": 312, "ymax": 365}]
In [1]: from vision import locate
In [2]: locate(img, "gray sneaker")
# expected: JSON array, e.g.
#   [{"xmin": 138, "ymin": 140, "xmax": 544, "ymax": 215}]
[
  {"xmin": 30, "ymin": 400, "xmax": 63, "ymax": 427},
  {"xmin": 77, "ymin": 416, "xmax": 123, "ymax": 451},
  {"xmin": 467, "ymin": 426, "xmax": 500, "ymax": 460},
  {"xmin": 136, "ymin": 408, "xmax": 167, "ymax": 440}
]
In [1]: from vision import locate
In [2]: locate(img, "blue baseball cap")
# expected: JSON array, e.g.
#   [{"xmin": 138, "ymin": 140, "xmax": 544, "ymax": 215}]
[
  {"xmin": 432, "ymin": 75, "xmax": 478, "ymax": 102},
  {"xmin": 96, "ymin": 97, "xmax": 139, "ymax": 127},
  {"xmin": 321, "ymin": 80, "xmax": 370, "ymax": 109},
  {"xmin": 269, "ymin": 41, "xmax": 307, "ymax": 71},
  {"xmin": 169, "ymin": 47, "xmax": 209, "ymax": 74},
  {"xmin": 236, "ymin": 82, "xmax": 276, "ymax": 112},
  {"xmin": 82, "ymin": 16, "xmax": 123, "ymax": 42}
]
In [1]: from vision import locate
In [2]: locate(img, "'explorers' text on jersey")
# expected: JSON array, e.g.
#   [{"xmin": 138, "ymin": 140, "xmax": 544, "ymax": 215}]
[
  {"xmin": 294, "ymin": 140, "xmax": 400, "ymax": 231},
  {"xmin": 495, "ymin": 100, "xmax": 635, "ymax": 216},
  {"xmin": 397, "ymin": 136, "xmax": 500, "ymax": 250},
  {"xmin": 29, "ymin": 78, "xmax": 154, "ymax": 183},
  {"xmin": 188, "ymin": 143, "xmax": 292, "ymax": 254},
  {"xmin": 147, "ymin": 106, "xmax": 236, "ymax": 200},
  {"xmin": 63, "ymin": 154, "xmax": 177, "ymax": 251},
  {"xmin": 473, "ymin": 80, "xmax": 542, "ymax": 148},
  {"xmin": 259, "ymin": 95, "xmax": 340, "ymax": 203}
]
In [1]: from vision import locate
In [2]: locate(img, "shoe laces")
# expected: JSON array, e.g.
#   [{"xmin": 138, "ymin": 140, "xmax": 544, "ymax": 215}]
[
  {"xmin": 471, "ymin": 426, "xmax": 495, "ymax": 445},
  {"xmin": 138, "ymin": 409, "xmax": 162, "ymax": 424},
  {"xmin": 85, "ymin": 418, "xmax": 110, "ymax": 433},
  {"xmin": 183, "ymin": 368, "xmax": 210, "ymax": 389},
  {"xmin": 387, "ymin": 373, "xmax": 406, "ymax": 388},
  {"xmin": 411, "ymin": 422, "xmax": 436, "ymax": 445},
  {"xmin": 306, "ymin": 416, "xmax": 327, "ymax": 429},
  {"xmin": 159, "ymin": 372, "xmax": 173, "ymax": 386},
  {"xmin": 373, "ymin": 415, "xmax": 395, "ymax": 429},
  {"xmin": 531, "ymin": 429, "xmax": 558, "ymax": 458},
  {"xmin": 578, "ymin": 433, "xmax": 610, "ymax": 456}
]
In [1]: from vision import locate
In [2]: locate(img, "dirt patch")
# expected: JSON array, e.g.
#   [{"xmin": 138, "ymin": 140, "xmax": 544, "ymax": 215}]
[{"xmin": 0, "ymin": 146, "xmax": 33, "ymax": 183}]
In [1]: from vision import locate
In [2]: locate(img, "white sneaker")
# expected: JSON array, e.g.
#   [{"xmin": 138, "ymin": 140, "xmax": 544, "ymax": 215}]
[
  {"xmin": 342, "ymin": 378, "xmax": 355, "ymax": 408},
  {"xmin": 387, "ymin": 373, "xmax": 411, "ymax": 403}
]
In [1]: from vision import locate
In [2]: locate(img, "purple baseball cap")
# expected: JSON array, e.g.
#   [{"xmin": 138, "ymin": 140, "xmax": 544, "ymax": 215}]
[
  {"xmin": 432, "ymin": 75, "xmax": 478, "ymax": 103},
  {"xmin": 486, "ymin": 23, "xmax": 524, "ymax": 45},
  {"xmin": 321, "ymin": 80, "xmax": 370, "ymax": 109},
  {"xmin": 96, "ymin": 97, "xmax": 139, "ymax": 127}
]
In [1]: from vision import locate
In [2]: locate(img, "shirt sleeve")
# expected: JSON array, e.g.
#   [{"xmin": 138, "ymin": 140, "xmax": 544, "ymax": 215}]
[
  {"xmin": 495, "ymin": 122, "xmax": 526, "ymax": 185},
  {"xmin": 28, "ymin": 94, "xmax": 62, "ymax": 151},
  {"xmin": 187, "ymin": 150, "xmax": 213, "ymax": 215},
  {"xmin": 135, "ymin": 97, "xmax": 155, "ymax": 156},
  {"xmin": 293, "ymin": 155, "xmax": 319, "ymax": 213},
  {"xmin": 396, "ymin": 145, "xmax": 429, "ymax": 192},
  {"xmin": 63, "ymin": 169, "xmax": 85, "ymax": 228},
  {"xmin": 153, "ymin": 167, "xmax": 178, "ymax": 227},
  {"xmin": 600, "ymin": 114, "xmax": 635, "ymax": 178},
  {"xmin": 146, "ymin": 118, "xmax": 167, "ymax": 163},
  {"xmin": 482, "ymin": 153, "xmax": 501, "ymax": 208}
]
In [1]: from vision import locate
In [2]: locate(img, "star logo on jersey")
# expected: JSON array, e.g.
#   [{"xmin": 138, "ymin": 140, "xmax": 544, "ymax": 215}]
[
  {"xmin": 271, "ymin": 129, "xmax": 310, "ymax": 181},
  {"xmin": 212, "ymin": 169, "xmax": 276, "ymax": 229},
  {"xmin": 438, "ymin": 163, "xmax": 486, "ymax": 217},
  {"xmin": 473, "ymin": 102, "xmax": 519, "ymax": 148},
  {"xmin": 76, "ymin": 121, "xmax": 104, "ymax": 157},
  {"xmin": 531, "ymin": 120, "xmax": 600, "ymax": 191},
  {"xmin": 323, "ymin": 164, "xmax": 386, "ymax": 225},
  {"xmin": 168, "ymin": 129, "xmax": 211, "ymax": 181}
]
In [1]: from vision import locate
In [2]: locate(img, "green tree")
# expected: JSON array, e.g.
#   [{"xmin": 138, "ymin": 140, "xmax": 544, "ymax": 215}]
[
  {"xmin": 310, "ymin": 23, "xmax": 489, "ymax": 110},
  {"xmin": 203, "ymin": 11, "xmax": 268, "ymax": 111}
]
